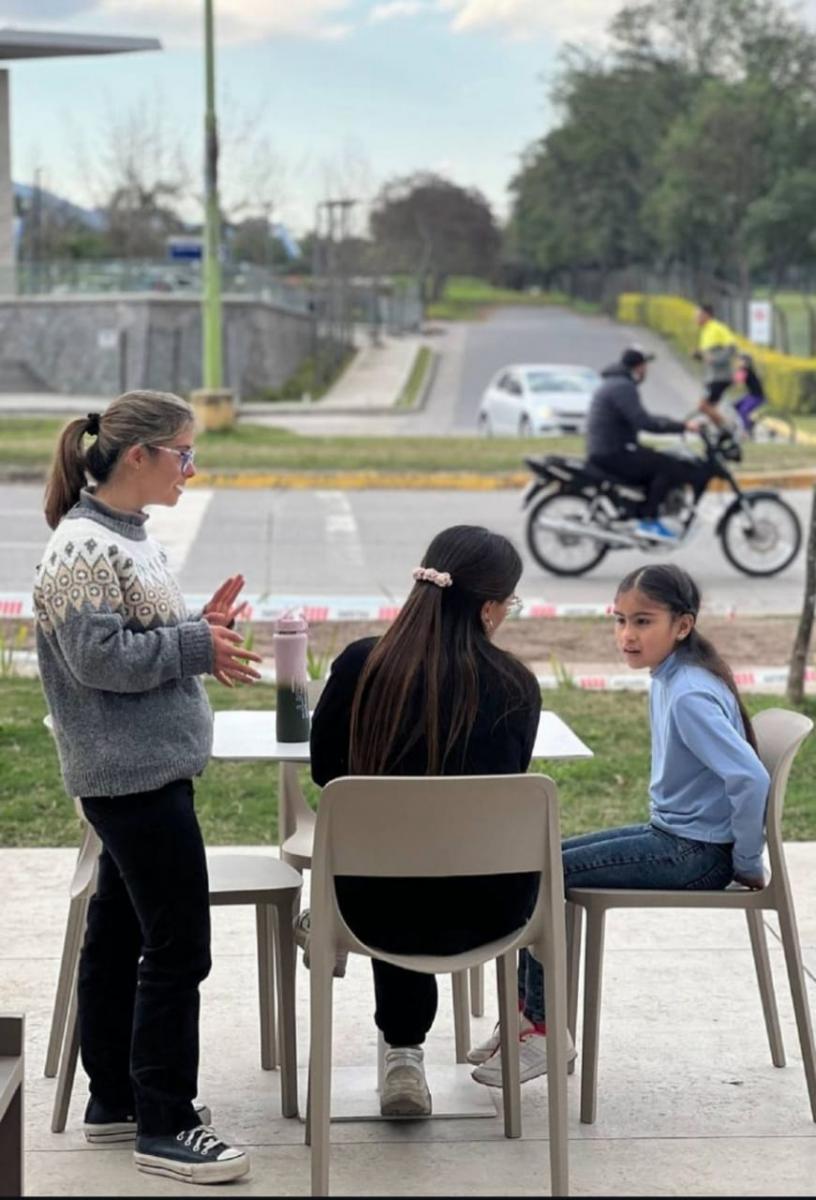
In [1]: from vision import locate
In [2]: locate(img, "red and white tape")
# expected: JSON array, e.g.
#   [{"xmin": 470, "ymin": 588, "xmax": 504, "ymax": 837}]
[{"xmin": 0, "ymin": 593, "xmax": 784, "ymax": 624}]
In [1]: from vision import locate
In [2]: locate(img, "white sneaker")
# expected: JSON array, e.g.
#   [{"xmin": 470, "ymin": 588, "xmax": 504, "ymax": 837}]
[
  {"xmin": 380, "ymin": 1046, "xmax": 432, "ymax": 1118},
  {"xmin": 471, "ymin": 1030, "xmax": 577, "ymax": 1088},
  {"xmin": 466, "ymin": 1013, "xmax": 536, "ymax": 1065}
]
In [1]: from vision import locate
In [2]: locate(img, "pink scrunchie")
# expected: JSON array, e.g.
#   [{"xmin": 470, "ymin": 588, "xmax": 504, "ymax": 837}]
[{"xmin": 412, "ymin": 567, "xmax": 453, "ymax": 588}]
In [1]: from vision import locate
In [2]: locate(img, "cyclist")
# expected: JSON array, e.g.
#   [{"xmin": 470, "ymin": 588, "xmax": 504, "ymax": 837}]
[{"xmin": 732, "ymin": 352, "xmax": 767, "ymax": 435}]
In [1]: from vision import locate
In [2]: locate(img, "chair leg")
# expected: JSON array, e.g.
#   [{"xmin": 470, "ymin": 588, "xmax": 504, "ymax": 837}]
[
  {"xmin": 275, "ymin": 895, "xmax": 300, "ymax": 1119},
  {"xmin": 255, "ymin": 904, "xmax": 278, "ymax": 1071},
  {"xmin": 776, "ymin": 892, "xmax": 816, "ymax": 1122},
  {"xmin": 309, "ymin": 960, "xmax": 334, "ymax": 1196},
  {"xmin": 45, "ymin": 894, "xmax": 86, "ymax": 1078},
  {"xmin": 51, "ymin": 981, "xmax": 80, "ymax": 1133},
  {"xmin": 469, "ymin": 964, "xmax": 485, "ymax": 1018},
  {"xmin": 745, "ymin": 910, "xmax": 785, "ymax": 1068},
  {"xmin": 496, "ymin": 952, "xmax": 521, "ymax": 1139},
  {"xmin": 451, "ymin": 971, "xmax": 470, "ymax": 1062},
  {"xmin": 377, "ymin": 1030, "xmax": 386, "ymax": 1093},
  {"xmin": 539, "ymin": 927, "xmax": 569, "ymax": 1198},
  {"xmin": 579, "ymin": 907, "xmax": 606, "ymax": 1126},
  {"xmin": 566, "ymin": 902, "xmax": 583, "ymax": 1076}
]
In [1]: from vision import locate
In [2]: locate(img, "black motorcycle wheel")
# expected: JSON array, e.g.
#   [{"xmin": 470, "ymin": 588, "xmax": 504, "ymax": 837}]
[
  {"xmin": 720, "ymin": 494, "xmax": 802, "ymax": 577},
  {"xmin": 526, "ymin": 492, "xmax": 610, "ymax": 576}
]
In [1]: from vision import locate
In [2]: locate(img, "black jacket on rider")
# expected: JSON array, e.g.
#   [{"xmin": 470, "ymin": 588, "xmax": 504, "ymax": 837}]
[{"xmin": 586, "ymin": 363, "xmax": 686, "ymax": 460}]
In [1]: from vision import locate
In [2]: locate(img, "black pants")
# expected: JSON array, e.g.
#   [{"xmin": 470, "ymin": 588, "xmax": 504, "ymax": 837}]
[
  {"xmin": 79, "ymin": 779, "xmax": 211, "ymax": 1137},
  {"xmin": 335, "ymin": 873, "xmax": 539, "ymax": 1046},
  {"xmin": 590, "ymin": 447, "xmax": 711, "ymax": 520}
]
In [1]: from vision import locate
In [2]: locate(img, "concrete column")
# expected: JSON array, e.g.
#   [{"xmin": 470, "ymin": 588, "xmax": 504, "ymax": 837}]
[{"xmin": 0, "ymin": 71, "xmax": 14, "ymax": 295}]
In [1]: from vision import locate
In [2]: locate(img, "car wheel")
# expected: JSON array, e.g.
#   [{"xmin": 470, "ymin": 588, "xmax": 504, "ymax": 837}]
[
  {"xmin": 478, "ymin": 412, "xmax": 493, "ymax": 438},
  {"xmin": 519, "ymin": 416, "xmax": 533, "ymax": 438}
]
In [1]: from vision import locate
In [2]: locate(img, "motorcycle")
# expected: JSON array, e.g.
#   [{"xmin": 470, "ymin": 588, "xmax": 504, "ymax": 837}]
[{"xmin": 522, "ymin": 428, "xmax": 802, "ymax": 578}]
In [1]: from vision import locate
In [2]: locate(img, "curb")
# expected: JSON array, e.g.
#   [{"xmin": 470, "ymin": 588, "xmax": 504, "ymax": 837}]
[
  {"xmin": 1, "ymin": 465, "xmax": 814, "ymax": 491},
  {"xmin": 6, "ymin": 646, "xmax": 813, "ymax": 694}
]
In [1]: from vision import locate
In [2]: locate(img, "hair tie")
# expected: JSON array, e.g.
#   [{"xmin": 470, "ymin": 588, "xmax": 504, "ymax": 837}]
[
  {"xmin": 86, "ymin": 412, "xmax": 100, "ymax": 437},
  {"xmin": 412, "ymin": 566, "xmax": 452, "ymax": 589}
]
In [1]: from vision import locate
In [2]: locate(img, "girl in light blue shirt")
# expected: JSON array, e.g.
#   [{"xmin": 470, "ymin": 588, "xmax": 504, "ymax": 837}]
[{"xmin": 471, "ymin": 563, "xmax": 770, "ymax": 1090}]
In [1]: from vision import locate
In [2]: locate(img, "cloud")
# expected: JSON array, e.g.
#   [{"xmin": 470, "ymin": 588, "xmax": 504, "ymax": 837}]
[
  {"xmin": 438, "ymin": 0, "xmax": 621, "ymax": 42},
  {"xmin": 6, "ymin": 1, "xmax": 355, "ymax": 46},
  {"xmin": 369, "ymin": 1, "xmax": 434, "ymax": 21}
]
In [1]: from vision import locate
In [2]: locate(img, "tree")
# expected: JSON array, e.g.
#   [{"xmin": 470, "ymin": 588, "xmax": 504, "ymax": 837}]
[
  {"xmin": 369, "ymin": 172, "xmax": 500, "ymax": 302},
  {"xmin": 742, "ymin": 170, "xmax": 816, "ymax": 286}
]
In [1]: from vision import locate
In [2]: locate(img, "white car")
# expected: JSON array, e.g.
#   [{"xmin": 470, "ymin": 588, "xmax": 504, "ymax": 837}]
[{"xmin": 477, "ymin": 363, "xmax": 601, "ymax": 437}]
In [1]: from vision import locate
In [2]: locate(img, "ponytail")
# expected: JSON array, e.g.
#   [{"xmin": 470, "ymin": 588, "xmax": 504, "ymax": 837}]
[
  {"xmin": 44, "ymin": 415, "xmax": 97, "ymax": 530},
  {"xmin": 616, "ymin": 563, "xmax": 757, "ymax": 750},
  {"xmin": 677, "ymin": 629, "xmax": 757, "ymax": 751}
]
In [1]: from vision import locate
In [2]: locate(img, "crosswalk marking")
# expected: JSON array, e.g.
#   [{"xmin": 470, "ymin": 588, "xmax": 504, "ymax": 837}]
[{"xmin": 146, "ymin": 489, "xmax": 214, "ymax": 576}]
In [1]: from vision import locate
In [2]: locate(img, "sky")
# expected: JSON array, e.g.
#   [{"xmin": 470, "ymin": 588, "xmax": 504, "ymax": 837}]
[{"xmin": 3, "ymin": 0, "xmax": 816, "ymax": 237}]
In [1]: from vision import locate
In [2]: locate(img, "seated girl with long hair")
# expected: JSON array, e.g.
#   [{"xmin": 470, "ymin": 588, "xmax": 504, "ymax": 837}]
[{"xmin": 310, "ymin": 524, "xmax": 542, "ymax": 1118}]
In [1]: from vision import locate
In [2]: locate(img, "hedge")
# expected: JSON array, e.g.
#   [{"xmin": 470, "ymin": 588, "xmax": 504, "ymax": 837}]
[{"xmin": 618, "ymin": 293, "xmax": 816, "ymax": 413}]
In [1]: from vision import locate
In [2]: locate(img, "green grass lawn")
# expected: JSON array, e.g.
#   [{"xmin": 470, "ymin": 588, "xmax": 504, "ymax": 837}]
[
  {"xmin": 426, "ymin": 277, "xmax": 600, "ymax": 321},
  {"xmin": 3, "ymin": 678, "xmax": 814, "ymax": 848},
  {"xmin": 1, "ymin": 418, "xmax": 815, "ymax": 475}
]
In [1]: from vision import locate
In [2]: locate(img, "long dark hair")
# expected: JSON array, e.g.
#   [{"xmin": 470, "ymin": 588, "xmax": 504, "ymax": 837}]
[
  {"xmin": 44, "ymin": 390, "xmax": 194, "ymax": 530},
  {"xmin": 349, "ymin": 525, "xmax": 533, "ymax": 774},
  {"xmin": 616, "ymin": 564, "xmax": 757, "ymax": 750}
]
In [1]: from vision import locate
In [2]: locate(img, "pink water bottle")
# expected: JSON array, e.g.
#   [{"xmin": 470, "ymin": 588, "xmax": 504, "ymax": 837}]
[{"xmin": 274, "ymin": 609, "xmax": 311, "ymax": 742}]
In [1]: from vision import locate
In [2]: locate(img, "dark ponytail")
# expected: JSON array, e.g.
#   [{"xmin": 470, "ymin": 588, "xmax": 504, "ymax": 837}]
[{"xmin": 616, "ymin": 564, "xmax": 757, "ymax": 751}]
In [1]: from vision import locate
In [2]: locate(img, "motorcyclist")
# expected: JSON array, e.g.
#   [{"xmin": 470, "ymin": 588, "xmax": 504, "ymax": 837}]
[{"xmin": 585, "ymin": 346, "xmax": 708, "ymax": 541}]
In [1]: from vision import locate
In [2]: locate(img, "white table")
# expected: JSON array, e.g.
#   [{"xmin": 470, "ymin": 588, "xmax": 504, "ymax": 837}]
[
  {"xmin": 210, "ymin": 708, "xmax": 592, "ymax": 1121},
  {"xmin": 212, "ymin": 708, "xmax": 593, "ymax": 764}
]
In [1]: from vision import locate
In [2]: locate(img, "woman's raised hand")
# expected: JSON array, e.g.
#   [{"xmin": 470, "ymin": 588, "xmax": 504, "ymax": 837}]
[
  {"xmin": 210, "ymin": 625, "xmax": 263, "ymax": 688},
  {"xmin": 203, "ymin": 574, "xmax": 249, "ymax": 628}
]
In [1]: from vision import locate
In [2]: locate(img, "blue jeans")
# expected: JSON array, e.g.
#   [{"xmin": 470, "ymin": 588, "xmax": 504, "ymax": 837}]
[{"xmin": 518, "ymin": 823, "xmax": 734, "ymax": 1024}]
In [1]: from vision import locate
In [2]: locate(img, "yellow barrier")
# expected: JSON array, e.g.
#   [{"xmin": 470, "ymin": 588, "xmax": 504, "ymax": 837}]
[{"xmin": 617, "ymin": 293, "xmax": 816, "ymax": 413}]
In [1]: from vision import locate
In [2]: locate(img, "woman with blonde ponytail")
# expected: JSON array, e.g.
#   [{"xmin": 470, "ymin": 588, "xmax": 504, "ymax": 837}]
[{"xmin": 35, "ymin": 390, "xmax": 261, "ymax": 1184}]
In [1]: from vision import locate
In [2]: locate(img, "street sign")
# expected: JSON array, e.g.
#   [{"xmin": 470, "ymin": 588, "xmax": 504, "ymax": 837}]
[{"xmin": 749, "ymin": 299, "xmax": 772, "ymax": 346}]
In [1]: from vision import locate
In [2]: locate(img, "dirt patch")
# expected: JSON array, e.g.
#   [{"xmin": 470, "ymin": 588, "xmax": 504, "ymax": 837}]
[
  {"xmin": 4, "ymin": 614, "xmax": 804, "ymax": 672},
  {"xmin": 251, "ymin": 614, "xmax": 802, "ymax": 670}
]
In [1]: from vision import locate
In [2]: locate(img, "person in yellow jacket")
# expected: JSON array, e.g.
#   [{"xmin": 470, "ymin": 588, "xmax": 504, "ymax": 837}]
[{"xmin": 693, "ymin": 302, "xmax": 737, "ymax": 428}]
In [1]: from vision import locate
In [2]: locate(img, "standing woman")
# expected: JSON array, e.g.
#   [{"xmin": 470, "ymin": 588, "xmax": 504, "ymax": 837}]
[
  {"xmin": 34, "ymin": 390, "xmax": 261, "ymax": 1185},
  {"xmin": 310, "ymin": 524, "xmax": 542, "ymax": 1118}
]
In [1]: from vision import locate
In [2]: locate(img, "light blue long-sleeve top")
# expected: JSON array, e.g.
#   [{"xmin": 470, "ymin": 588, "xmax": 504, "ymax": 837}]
[{"xmin": 649, "ymin": 652, "xmax": 770, "ymax": 875}]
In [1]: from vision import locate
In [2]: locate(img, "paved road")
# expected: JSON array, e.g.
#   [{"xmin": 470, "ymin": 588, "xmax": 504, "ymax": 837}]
[
  {"xmin": 3, "ymin": 484, "xmax": 810, "ymax": 614},
  {"xmin": 448, "ymin": 305, "xmax": 701, "ymax": 432}
]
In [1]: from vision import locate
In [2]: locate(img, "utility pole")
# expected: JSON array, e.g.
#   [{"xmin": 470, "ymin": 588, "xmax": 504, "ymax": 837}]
[
  {"xmin": 203, "ymin": 0, "xmax": 222, "ymax": 390},
  {"xmin": 192, "ymin": 0, "xmax": 235, "ymax": 428}
]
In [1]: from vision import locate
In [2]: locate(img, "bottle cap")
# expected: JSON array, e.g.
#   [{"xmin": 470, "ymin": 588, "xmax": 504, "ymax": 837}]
[{"xmin": 275, "ymin": 608, "xmax": 308, "ymax": 634}]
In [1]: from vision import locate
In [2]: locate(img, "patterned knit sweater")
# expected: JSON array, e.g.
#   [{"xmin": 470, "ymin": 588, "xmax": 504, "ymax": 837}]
[{"xmin": 34, "ymin": 490, "xmax": 214, "ymax": 798}]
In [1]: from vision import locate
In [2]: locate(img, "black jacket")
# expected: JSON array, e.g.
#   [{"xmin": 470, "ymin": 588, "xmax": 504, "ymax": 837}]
[
  {"xmin": 586, "ymin": 363, "xmax": 686, "ymax": 459},
  {"xmin": 311, "ymin": 636, "xmax": 541, "ymax": 786}
]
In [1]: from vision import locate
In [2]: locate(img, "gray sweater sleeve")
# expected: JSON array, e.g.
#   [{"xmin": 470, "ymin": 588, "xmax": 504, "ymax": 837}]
[
  {"xmin": 615, "ymin": 380, "xmax": 687, "ymax": 436},
  {"xmin": 52, "ymin": 607, "xmax": 214, "ymax": 693}
]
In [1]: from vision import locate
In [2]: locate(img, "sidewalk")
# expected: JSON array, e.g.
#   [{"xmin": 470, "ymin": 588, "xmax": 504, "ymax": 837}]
[{"xmin": 5, "ymin": 843, "xmax": 816, "ymax": 1196}]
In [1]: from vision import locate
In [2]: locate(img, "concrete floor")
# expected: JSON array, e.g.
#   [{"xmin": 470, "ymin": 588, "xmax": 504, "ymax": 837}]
[{"xmin": 4, "ymin": 843, "xmax": 816, "ymax": 1196}]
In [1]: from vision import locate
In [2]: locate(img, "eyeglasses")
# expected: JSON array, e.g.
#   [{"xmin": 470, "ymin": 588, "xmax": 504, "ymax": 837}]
[
  {"xmin": 507, "ymin": 594, "xmax": 523, "ymax": 615},
  {"xmin": 151, "ymin": 445, "xmax": 196, "ymax": 472}
]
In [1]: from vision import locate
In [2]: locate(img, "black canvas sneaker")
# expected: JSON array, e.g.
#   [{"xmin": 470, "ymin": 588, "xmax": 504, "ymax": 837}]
[{"xmin": 134, "ymin": 1124, "xmax": 249, "ymax": 1184}]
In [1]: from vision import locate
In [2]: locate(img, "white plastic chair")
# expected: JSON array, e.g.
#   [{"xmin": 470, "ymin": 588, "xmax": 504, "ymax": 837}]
[
  {"xmin": 567, "ymin": 707, "xmax": 816, "ymax": 1125},
  {"xmin": 286, "ymin": 680, "xmax": 478, "ymax": 1050},
  {"xmin": 306, "ymin": 773, "xmax": 570, "ymax": 1197}
]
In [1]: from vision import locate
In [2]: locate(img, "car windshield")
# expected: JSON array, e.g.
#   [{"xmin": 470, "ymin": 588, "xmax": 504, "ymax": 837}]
[{"xmin": 526, "ymin": 369, "xmax": 597, "ymax": 394}]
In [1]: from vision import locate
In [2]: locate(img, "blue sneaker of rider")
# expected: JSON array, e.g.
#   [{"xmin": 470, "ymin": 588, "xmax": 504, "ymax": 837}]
[{"xmin": 636, "ymin": 518, "xmax": 678, "ymax": 541}]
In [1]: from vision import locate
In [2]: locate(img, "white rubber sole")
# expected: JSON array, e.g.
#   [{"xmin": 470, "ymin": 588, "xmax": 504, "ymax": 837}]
[
  {"xmin": 134, "ymin": 1151, "xmax": 250, "ymax": 1185},
  {"xmin": 380, "ymin": 1082, "xmax": 432, "ymax": 1118},
  {"xmin": 84, "ymin": 1103, "xmax": 211, "ymax": 1145}
]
